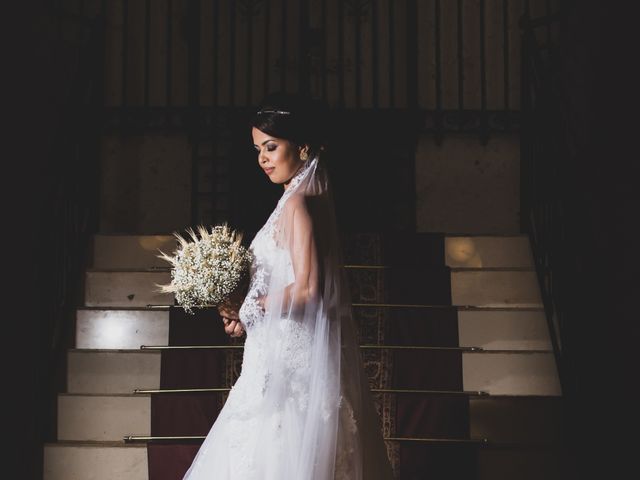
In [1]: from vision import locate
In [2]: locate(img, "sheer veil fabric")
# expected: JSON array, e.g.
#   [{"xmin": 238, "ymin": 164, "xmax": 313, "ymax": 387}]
[{"xmin": 182, "ymin": 153, "xmax": 395, "ymax": 479}]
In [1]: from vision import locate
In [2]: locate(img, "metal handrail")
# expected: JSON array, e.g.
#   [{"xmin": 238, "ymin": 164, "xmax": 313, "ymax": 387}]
[
  {"xmin": 136, "ymin": 344, "xmax": 551, "ymax": 354},
  {"xmin": 520, "ymin": 6, "xmax": 569, "ymax": 394},
  {"xmin": 124, "ymin": 435, "xmax": 489, "ymax": 445},
  {"xmin": 140, "ymin": 344, "xmax": 485, "ymax": 351},
  {"xmin": 102, "ymin": 0, "xmax": 521, "ymax": 135},
  {"xmin": 113, "ymin": 264, "xmax": 533, "ymax": 272},
  {"xmin": 145, "ymin": 303, "xmax": 454, "ymax": 309},
  {"xmin": 145, "ymin": 303, "xmax": 543, "ymax": 310},
  {"xmin": 132, "ymin": 387, "xmax": 489, "ymax": 396},
  {"xmin": 41, "ymin": 13, "xmax": 106, "ymax": 444}
]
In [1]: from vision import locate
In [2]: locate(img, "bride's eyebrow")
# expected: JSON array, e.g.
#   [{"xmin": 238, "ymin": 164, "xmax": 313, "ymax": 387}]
[{"xmin": 253, "ymin": 139, "xmax": 275, "ymax": 147}]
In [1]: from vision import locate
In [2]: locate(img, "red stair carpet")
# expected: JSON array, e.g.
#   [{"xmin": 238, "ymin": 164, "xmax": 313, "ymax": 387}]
[{"xmin": 147, "ymin": 233, "xmax": 476, "ymax": 479}]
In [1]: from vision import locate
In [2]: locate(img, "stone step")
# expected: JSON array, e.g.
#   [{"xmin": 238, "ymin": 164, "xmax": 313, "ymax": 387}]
[
  {"xmin": 451, "ymin": 269, "xmax": 543, "ymax": 307},
  {"xmin": 84, "ymin": 271, "xmax": 172, "ymax": 307},
  {"xmin": 57, "ymin": 392, "xmax": 561, "ymax": 446},
  {"xmin": 92, "ymin": 234, "xmax": 176, "ymax": 270},
  {"xmin": 463, "ymin": 352, "xmax": 561, "ymax": 396},
  {"xmin": 90, "ymin": 233, "xmax": 533, "ymax": 270},
  {"xmin": 57, "ymin": 232, "xmax": 553, "ymax": 478},
  {"xmin": 43, "ymin": 442, "xmax": 148, "ymax": 480},
  {"xmin": 67, "ymin": 349, "xmax": 559, "ymax": 396},
  {"xmin": 477, "ymin": 446, "xmax": 564, "ymax": 480},
  {"xmin": 84, "ymin": 269, "xmax": 541, "ymax": 308},
  {"xmin": 75, "ymin": 306, "xmax": 549, "ymax": 352},
  {"xmin": 57, "ymin": 394, "xmax": 150, "ymax": 442},
  {"xmin": 67, "ymin": 350, "xmax": 161, "ymax": 394},
  {"xmin": 43, "ymin": 440, "xmax": 562, "ymax": 480},
  {"xmin": 458, "ymin": 309, "xmax": 551, "ymax": 350},
  {"xmin": 469, "ymin": 396, "xmax": 564, "ymax": 444},
  {"xmin": 76, "ymin": 308, "xmax": 170, "ymax": 349},
  {"xmin": 445, "ymin": 235, "xmax": 533, "ymax": 268}
]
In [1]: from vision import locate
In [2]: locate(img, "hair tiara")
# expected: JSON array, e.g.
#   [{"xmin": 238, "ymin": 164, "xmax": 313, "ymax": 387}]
[{"xmin": 257, "ymin": 109, "xmax": 291, "ymax": 115}]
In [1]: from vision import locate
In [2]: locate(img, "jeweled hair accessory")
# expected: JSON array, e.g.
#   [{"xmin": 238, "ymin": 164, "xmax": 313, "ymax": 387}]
[{"xmin": 257, "ymin": 109, "xmax": 291, "ymax": 115}]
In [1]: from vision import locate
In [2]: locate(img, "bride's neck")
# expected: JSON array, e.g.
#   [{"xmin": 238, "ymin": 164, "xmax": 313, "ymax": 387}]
[{"xmin": 283, "ymin": 162, "xmax": 305, "ymax": 190}]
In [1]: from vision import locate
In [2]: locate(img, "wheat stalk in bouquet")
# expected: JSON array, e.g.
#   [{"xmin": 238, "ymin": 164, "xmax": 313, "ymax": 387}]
[{"xmin": 156, "ymin": 224, "xmax": 253, "ymax": 314}]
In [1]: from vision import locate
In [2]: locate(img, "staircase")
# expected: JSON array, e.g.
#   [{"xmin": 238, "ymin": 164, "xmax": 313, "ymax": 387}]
[{"xmin": 43, "ymin": 232, "xmax": 564, "ymax": 479}]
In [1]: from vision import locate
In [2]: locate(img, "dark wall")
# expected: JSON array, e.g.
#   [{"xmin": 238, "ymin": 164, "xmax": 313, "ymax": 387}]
[
  {"xmin": 6, "ymin": 2, "xmax": 638, "ymax": 480},
  {"xmin": 6, "ymin": 2, "xmax": 92, "ymax": 479},
  {"xmin": 559, "ymin": 1, "xmax": 638, "ymax": 478},
  {"xmin": 230, "ymin": 109, "xmax": 421, "ymax": 237}
]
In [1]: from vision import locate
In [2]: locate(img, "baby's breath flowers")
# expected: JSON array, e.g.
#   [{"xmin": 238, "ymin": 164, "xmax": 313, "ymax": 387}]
[{"xmin": 157, "ymin": 224, "xmax": 253, "ymax": 314}]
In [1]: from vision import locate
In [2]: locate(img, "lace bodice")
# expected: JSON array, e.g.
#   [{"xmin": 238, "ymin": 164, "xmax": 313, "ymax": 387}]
[
  {"xmin": 236, "ymin": 229, "xmax": 293, "ymax": 331},
  {"xmin": 238, "ymin": 161, "xmax": 312, "ymax": 330},
  {"xmin": 197, "ymin": 162, "xmax": 317, "ymax": 477}
]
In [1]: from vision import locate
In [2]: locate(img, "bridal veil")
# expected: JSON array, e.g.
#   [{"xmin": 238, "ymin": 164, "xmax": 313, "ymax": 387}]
[{"xmin": 250, "ymin": 152, "xmax": 394, "ymax": 479}]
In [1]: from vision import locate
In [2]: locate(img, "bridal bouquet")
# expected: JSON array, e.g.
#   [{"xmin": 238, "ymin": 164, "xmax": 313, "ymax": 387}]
[{"xmin": 157, "ymin": 224, "xmax": 253, "ymax": 314}]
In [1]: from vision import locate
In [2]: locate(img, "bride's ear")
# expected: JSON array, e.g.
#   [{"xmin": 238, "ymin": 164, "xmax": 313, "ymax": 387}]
[{"xmin": 298, "ymin": 143, "xmax": 310, "ymax": 161}]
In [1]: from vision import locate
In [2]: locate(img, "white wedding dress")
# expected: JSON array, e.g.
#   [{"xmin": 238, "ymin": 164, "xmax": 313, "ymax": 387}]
[{"xmin": 182, "ymin": 154, "xmax": 394, "ymax": 480}]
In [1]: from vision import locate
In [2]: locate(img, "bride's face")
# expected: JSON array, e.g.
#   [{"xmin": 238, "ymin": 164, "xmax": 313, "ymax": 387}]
[{"xmin": 252, "ymin": 127, "xmax": 305, "ymax": 189}]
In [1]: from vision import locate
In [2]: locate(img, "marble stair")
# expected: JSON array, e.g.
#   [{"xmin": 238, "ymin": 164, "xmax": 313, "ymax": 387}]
[{"xmin": 43, "ymin": 233, "xmax": 564, "ymax": 480}]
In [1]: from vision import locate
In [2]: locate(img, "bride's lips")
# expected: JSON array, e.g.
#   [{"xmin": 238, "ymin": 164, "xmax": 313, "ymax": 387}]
[{"xmin": 263, "ymin": 167, "xmax": 275, "ymax": 175}]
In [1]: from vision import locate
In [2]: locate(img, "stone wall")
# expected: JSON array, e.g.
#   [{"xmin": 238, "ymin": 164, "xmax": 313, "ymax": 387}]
[
  {"xmin": 99, "ymin": 133, "xmax": 192, "ymax": 233},
  {"xmin": 415, "ymin": 133, "xmax": 520, "ymax": 233}
]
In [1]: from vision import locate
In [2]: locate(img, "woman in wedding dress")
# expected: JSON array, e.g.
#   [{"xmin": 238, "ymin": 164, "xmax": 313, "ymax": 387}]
[{"xmin": 182, "ymin": 92, "xmax": 395, "ymax": 480}]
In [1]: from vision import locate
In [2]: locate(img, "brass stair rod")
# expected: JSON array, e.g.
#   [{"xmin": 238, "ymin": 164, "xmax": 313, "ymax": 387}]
[
  {"xmin": 352, "ymin": 303, "xmax": 453, "ymax": 308},
  {"xmin": 140, "ymin": 345, "xmax": 244, "ymax": 349},
  {"xmin": 146, "ymin": 303, "xmax": 543, "ymax": 310},
  {"xmin": 372, "ymin": 388, "xmax": 488, "ymax": 395},
  {"xmin": 132, "ymin": 387, "xmax": 489, "ymax": 396},
  {"xmin": 139, "ymin": 344, "xmax": 484, "ymax": 351},
  {"xmin": 144, "ymin": 262, "xmax": 528, "ymax": 272},
  {"xmin": 124, "ymin": 435, "xmax": 489, "ymax": 444},
  {"xmin": 364, "ymin": 345, "xmax": 483, "ymax": 351},
  {"xmin": 384, "ymin": 437, "xmax": 489, "ymax": 444},
  {"xmin": 133, "ymin": 387, "xmax": 232, "ymax": 393},
  {"xmin": 149, "ymin": 264, "xmax": 392, "ymax": 272},
  {"xmin": 146, "ymin": 303, "xmax": 456, "ymax": 309}
]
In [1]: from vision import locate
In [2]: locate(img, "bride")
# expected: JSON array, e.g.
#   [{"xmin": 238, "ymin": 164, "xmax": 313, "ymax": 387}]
[{"xmin": 182, "ymin": 92, "xmax": 395, "ymax": 480}]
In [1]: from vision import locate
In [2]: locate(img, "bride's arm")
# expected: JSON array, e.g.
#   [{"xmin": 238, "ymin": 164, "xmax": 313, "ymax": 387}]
[{"xmin": 277, "ymin": 194, "xmax": 320, "ymax": 316}]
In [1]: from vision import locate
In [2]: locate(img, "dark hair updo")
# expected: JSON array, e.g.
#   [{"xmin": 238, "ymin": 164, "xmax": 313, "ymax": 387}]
[{"xmin": 251, "ymin": 91, "xmax": 330, "ymax": 158}]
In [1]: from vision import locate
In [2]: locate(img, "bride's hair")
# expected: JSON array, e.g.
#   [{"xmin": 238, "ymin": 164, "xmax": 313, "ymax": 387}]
[{"xmin": 251, "ymin": 91, "xmax": 330, "ymax": 158}]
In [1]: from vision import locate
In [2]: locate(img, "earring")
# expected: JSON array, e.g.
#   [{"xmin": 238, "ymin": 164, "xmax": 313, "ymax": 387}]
[{"xmin": 300, "ymin": 150, "xmax": 309, "ymax": 161}]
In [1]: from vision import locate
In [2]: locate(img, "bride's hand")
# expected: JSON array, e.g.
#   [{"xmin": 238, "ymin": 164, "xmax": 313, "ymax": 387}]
[
  {"xmin": 217, "ymin": 289, "xmax": 243, "ymax": 320},
  {"xmin": 218, "ymin": 303, "xmax": 239, "ymax": 321},
  {"xmin": 222, "ymin": 317, "xmax": 245, "ymax": 337},
  {"xmin": 218, "ymin": 297, "xmax": 244, "ymax": 337}
]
